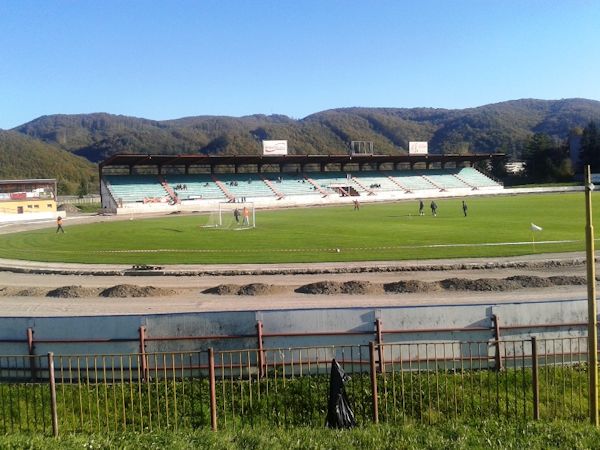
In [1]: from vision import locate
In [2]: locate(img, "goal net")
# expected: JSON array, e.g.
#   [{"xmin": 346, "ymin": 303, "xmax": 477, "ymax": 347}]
[{"xmin": 200, "ymin": 202, "xmax": 256, "ymax": 229}]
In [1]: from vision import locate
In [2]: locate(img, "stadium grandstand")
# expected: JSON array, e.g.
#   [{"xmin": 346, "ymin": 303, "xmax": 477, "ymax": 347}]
[
  {"xmin": 99, "ymin": 153, "xmax": 504, "ymax": 214},
  {"xmin": 0, "ymin": 179, "xmax": 59, "ymax": 223}
]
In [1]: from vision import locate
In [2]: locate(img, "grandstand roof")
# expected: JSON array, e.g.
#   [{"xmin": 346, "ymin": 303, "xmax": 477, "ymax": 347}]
[{"xmin": 100, "ymin": 153, "xmax": 502, "ymax": 170}]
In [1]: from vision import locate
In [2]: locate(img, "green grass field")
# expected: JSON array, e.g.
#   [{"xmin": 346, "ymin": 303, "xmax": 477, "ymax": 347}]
[{"xmin": 0, "ymin": 193, "xmax": 594, "ymax": 265}]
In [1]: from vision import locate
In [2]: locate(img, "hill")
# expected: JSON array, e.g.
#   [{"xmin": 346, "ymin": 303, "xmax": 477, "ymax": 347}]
[
  {"xmin": 11, "ymin": 98, "xmax": 600, "ymax": 163},
  {"xmin": 0, "ymin": 131, "xmax": 97, "ymax": 194}
]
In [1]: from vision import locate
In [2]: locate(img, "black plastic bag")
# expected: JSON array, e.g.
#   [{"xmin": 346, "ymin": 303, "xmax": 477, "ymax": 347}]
[{"xmin": 325, "ymin": 359, "xmax": 356, "ymax": 428}]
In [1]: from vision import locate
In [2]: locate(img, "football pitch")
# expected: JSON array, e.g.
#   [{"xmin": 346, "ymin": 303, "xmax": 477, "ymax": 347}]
[{"xmin": 0, "ymin": 193, "xmax": 593, "ymax": 265}]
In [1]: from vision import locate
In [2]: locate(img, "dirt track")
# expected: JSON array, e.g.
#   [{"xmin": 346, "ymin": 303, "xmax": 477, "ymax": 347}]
[{"xmin": 0, "ymin": 213, "xmax": 594, "ymax": 317}]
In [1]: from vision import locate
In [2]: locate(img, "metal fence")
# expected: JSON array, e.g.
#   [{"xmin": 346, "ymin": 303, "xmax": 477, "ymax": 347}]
[{"xmin": 0, "ymin": 336, "xmax": 594, "ymax": 436}]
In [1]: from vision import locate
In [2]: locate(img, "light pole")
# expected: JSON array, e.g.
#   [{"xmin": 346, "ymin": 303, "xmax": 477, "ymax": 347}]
[{"xmin": 585, "ymin": 164, "xmax": 598, "ymax": 425}]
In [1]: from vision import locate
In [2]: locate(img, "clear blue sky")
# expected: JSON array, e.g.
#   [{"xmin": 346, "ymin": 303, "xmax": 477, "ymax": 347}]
[{"xmin": 1, "ymin": 0, "xmax": 599, "ymax": 129}]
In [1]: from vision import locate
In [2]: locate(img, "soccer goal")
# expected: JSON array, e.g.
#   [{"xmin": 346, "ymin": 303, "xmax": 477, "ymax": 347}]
[{"xmin": 201, "ymin": 202, "xmax": 256, "ymax": 229}]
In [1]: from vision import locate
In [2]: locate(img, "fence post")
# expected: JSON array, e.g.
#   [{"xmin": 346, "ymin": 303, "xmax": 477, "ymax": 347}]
[
  {"xmin": 208, "ymin": 348, "xmax": 217, "ymax": 431},
  {"xmin": 369, "ymin": 342, "xmax": 379, "ymax": 424},
  {"xmin": 375, "ymin": 318, "xmax": 384, "ymax": 374},
  {"xmin": 47, "ymin": 352, "xmax": 59, "ymax": 437},
  {"xmin": 492, "ymin": 315, "xmax": 503, "ymax": 371},
  {"xmin": 532, "ymin": 337, "xmax": 540, "ymax": 420},
  {"xmin": 139, "ymin": 326, "xmax": 148, "ymax": 381},
  {"xmin": 27, "ymin": 327, "xmax": 37, "ymax": 380},
  {"xmin": 256, "ymin": 320, "xmax": 265, "ymax": 378}
]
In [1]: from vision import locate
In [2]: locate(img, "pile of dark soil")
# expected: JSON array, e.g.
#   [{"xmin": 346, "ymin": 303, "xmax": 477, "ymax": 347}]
[
  {"xmin": 296, "ymin": 274, "xmax": 590, "ymax": 295},
  {"xmin": 548, "ymin": 275, "xmax": 586, "ymax": 285},
  {"xmin": 295, "ymin": 281, "xmax": 381, "ymax": 295},
  {"xmin": 203, "ymin": 283, "xmax": 283, "ymax": 296},
  {"xmin": 384, "ymin": 280, "xmax": 438, "ymax": 293},
  {"xmin": 100, "ymin": 284, "xmax": 176, "ymax": 297},
  {"xmin": 57, "ymin": 204, "xmax": 81, "ymax": 214},
  {"xmin": 46, "ymin": 286, "xmax": 99, "ymax": 298}
]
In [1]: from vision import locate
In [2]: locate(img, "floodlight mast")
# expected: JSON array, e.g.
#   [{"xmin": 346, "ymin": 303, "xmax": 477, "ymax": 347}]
[{"xmin": 584, "ymin": 164, "xmax": 598, "ymax": 426}]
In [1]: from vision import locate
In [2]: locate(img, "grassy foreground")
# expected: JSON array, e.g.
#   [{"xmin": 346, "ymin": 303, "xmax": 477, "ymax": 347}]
[
  {"xmin": 3, "ymin": 421, "xmax": 600, "ymax": 449},
  {"xmin": 0, "ymin": 193, "xmax": 594, "ymax": 264}
]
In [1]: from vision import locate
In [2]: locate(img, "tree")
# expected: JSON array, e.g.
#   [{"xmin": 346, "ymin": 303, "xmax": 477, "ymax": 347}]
[
  {"xmin": 76, "ymin": 179, "xmax": 89, "ymax": 198},
  {"xmin": 523, "ymin": 133, "xmax": 572, "ymax": 182},
  {"xmin": 579, "ymin": 121, "xmax": 600, "ymax": 172}
]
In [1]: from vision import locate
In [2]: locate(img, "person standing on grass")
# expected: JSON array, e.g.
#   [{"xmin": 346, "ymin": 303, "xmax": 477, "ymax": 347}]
[
  {"xmin": 233, "ymin": 208, "xmax": 240, "ymax": 224},
  {"xmin": 462, "ymin": 201, "xmax": 468, "ymax": 217},
  {"xmin": 56, "ymin": 216, "xmax": 65, "ymax": 233},
  {"xmin": 430, "ymin": 201, "xmax": 437, "ymax": 217},
  {"xmin": 353, "ymin": 199, "xmax": 360, "ymax": 210},
  {"xmin": 418, "ymin": 200, "xmax": 424, "ymax": 216},
  {"xmin": 242, "ymin": 206, "xmax": 250, "ymax": 226}
]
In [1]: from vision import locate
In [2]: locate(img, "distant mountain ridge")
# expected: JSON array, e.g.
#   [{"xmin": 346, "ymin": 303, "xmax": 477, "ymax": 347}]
[{"xmin": 9, "ymin": 98, "xmax": 600, "ymax": 165}]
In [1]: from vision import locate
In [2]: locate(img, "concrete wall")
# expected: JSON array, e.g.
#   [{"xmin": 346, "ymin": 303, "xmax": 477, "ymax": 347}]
[{"xmin": 0, "ymin": 298, "xmax": 589, "ymax": 358}]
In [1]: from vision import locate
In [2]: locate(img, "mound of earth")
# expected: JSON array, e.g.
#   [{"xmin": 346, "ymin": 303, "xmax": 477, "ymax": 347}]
[
  {"xmin": 0, "ymin": 287, "xmax": 48, "ymax": 296},
  {"xmin": 439, "ymin": 278, "xmax": 518, "ymax": 291},
  {"xmin": 384, "ymin": 280, "xmax": 438, "ymax": 293},
  {"xmin": 295, "ymin": 280, "xmax": 380, "ymax": 295},
  {"xmin": 203, "ymin": 284, "xmax": 240, "ymax": 295},
  {"xmin": 203, "ymin": 283, "xmax": 283, "ymax": 295},
  {"xmin": 57, "ymin": 203, "xmax": 81, "ymax": 214},
  {"xmin": 548, "ymin": 275, "xmax": 586, "ymax": 285},
  {"xmin": 505, "ymin": 275, "xmax": 554, "ymax": 288},
  {"xmin": 236, "ymin": 283, "xmax": 282, "ymax": 296},
  {"xmin": 46, "ymin": 286, "xmax": 99, "ymax": 298},
  {"xmin": 100, "ymin": 284, "xmax": 176, "ymax": 297},
  {"xmin": 295, "ymin": 281, "xmax": 342, "ymax": 295}
]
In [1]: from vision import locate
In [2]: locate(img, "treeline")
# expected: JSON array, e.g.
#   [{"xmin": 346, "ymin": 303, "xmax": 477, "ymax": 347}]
[
  {"xmin": 12, "ymin": 99, "xmax": 600, "ymax": 162},
  {"xmin": 491, "ymin": 121, "xmax": 600, "ymax": 184},
  {"xmin": 0, "ymin": 131, "xmax": 97, "ymax": 195}
]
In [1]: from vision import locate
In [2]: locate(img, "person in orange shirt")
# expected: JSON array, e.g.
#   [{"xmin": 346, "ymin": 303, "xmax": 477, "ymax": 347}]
[
  {"xmin": 56, "ymin": 216, "xmax": 65, "ymax": 233},
  {"xmin": 242, "ymin": 207, "xmax": 250, "ymax": 226}
]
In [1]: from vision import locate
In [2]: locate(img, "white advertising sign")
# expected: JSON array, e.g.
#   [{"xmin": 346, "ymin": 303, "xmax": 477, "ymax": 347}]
[
  {"xmin": 409, "ymin": 141, "xmax": 428, "ymax": 155},
  {"xmin": 262, "ymin": 140, "xmax": 288, "ymax": 155}
]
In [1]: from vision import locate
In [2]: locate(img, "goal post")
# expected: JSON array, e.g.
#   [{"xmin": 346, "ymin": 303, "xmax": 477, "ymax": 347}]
[{"xmin": 201, "ymin": 202, "xmax": 256, "ymax": 229}]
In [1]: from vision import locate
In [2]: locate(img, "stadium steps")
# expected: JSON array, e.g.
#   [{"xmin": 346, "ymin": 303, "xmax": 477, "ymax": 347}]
[
  {"xmin": 453, "ymin": 173, "xmax": 477, "ymax": 190},
  {"xmin": 216, "ymin": 174, "xmax": 278, "ymax": 200},
  {"xmin": 273, "ymin": 174, "xmax": 322, "ymax": 196},
  {"xmin": 420, "ymin": 175, "xmax": 445, "ymax": 191},
  {"xmin": 261, "ymin": 177, "xmax": 285, "ymax": 199},
  {"xmin": 457, "ymin": 168, "xmax": 503, "ymax": 188},
  {"xmin": 351, "ymin": 177, "xmax": 375, "ymax": 195},
  {"xmin": 385, "ymin": 175, "xmax": 412, "ymax": 193},
  {"xmin": 211, "ymin": 176, "xmax": 235, "ymax": 201},
  {"xmin": 105, "ymin": 175, "xmax": 169, "ymax": 203},
  {"xmin": 304, "ymin": 176, "xmax": 329, "ymax": 196},
  {"xmin": 158, "ymin": 176, "xmax": 180, "ymax": 203}
]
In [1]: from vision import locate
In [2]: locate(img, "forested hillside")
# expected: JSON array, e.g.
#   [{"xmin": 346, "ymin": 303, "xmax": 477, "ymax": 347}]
[
  {"xmin": 12, "ymin": 99, "xmax": 600, "ymax": 162},
  {"xmin": 0, "ymin": 131, "xmax": 97, "ymax": 194}
]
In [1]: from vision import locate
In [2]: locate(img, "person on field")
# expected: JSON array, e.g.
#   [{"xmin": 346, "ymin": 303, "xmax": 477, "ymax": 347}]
[
  {"xmin": 430, "ymin": 201, "xmax": 437, "ymax": 217},
  {"xmin": 56, "ymin": 216, "xmax": 65, "ymax": 233},
  {"xmin": 418, "ymin": 200, "xmax": 424, "ymax": 216},
  {"xmin": 242, "ymin": 206, "xmax": 250, "ymax": 226},
  {"xmin": 233, "ymin": 208, "xmax": 240, "ymax": 224},
  {"xmin": 462, "ymin": 200, "xmax": 468, "ymax": 217},
  {"xmin": 353, "ymin": 199, "xmax": 360, "ymax": 210}
]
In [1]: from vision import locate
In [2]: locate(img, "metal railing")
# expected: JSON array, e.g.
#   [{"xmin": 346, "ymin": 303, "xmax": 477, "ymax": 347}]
[{"xmin": 0, "ymin": 336, "xmax": 595, "ymax": 436}]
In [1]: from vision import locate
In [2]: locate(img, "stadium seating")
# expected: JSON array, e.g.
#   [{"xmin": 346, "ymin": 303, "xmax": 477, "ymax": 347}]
[
  {"xmin": 412, "ymin": 170, "xmax": 471, "ymax": 190},
  {"xmin": 456, "ymin": 167, "xmax": 502, "ymax": 188},
  {"xmin": 103, "ymin": 167, "xmax": 502, "ymax": 209},
  {"xmin": 352, "ymin": 173, "xmax": 406, "ymax": 192},
  {"xmin": 163, "ymin": 175, "xmax": 227, "ymax": 200},
  {"xmin": 105, "ymin": 175, "xmax": 170, "ymax": 203},
  {"xmin": 308, "ymin": 172, "xmax": 366, "ymax": 195},
  {"xmin": 215, "ymin": 174, "xmax": 277, "ymax": 199},
  {"xmin": 265, "ymin": 173, "xmax": 320, "ymax": 196}
]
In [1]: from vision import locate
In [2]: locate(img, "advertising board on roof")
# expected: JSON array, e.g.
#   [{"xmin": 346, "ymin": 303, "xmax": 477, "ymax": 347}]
[
  {"xmin": 409, "ymin": 141, "xmax": 428, "ymax": 155},
  {"xmin": 262, "ymin": 140, "xmax": 288, "ymax": 155}
]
